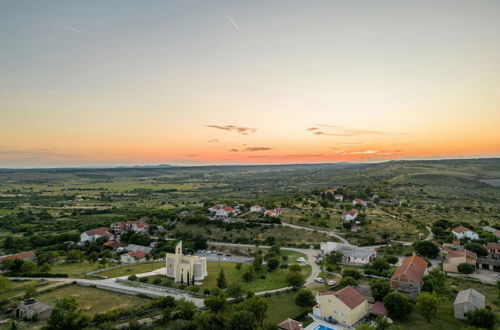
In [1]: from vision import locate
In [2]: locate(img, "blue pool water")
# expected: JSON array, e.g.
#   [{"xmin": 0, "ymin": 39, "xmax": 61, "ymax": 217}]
[{"xmin": 313, "ymin": 325, "xmax": 335, "ymax": 330}]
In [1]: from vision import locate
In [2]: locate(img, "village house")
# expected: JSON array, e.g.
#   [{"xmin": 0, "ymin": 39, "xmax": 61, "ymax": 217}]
[
  {"xmin": 250, "ymin": 204, "xmax": 262, "ymax": 213},
  {"xmin": 277, "ymin": 318, "xmax": 303, "ymax": 330},
  {"xmin": 80, "ymin": 227, "xmax": 114, "ymax": 243},
  {"xmin": 320, "ymin": 242, "xmax": 376, "ymax": 265},
  {"xmin": 13, "ymin": 299, "xmax": 52, "ymax": 321},
  {"xmin": 390, "ymin": 255, "xmax": 427, "ymax": 297},
  {"xmin": 352, "ymin": 199, "xmax": 367, "ymax": 208},
  {"xmin": 454, "ymin": 288, "xmax": 485, "ymax": 320},
  {"xmin": 102, "ymin": 240, "xmax": 121, "ymax": 251},
  {"xmin": 264, "ymin": 208, "xmax": 281, "ymax": 217},
  {"xmin": 341, "ymin": 210, "xmax": 358, "ymax": 223},
  {"xmin": 486, "ymin": 242, "xmax": 500, "ymax": 259},
  {"xmin": 111, "ymin": 220, "xmax": 149, "ymax": 234},
  {"xmin": 0, "ymin": 251, "xmax": 36, "ymax": 263},
  {"xmin": 351, "ymin": 225, "xmax": 362, "ymax": 233},
  {"xmin": 451, "ymin": 226, "xmax": 479, "ymax": 241},
  {"xmin": 165, "ymin": 241, "xmax": 207, "ymax": 283},
  {"xmin": 443, "ymin": 249, "xmax": 477, "ymax": 273},
  {"xmin": 334, "ymin": 194, "xmax": 344, "ymax": 202},
  {"xmin": 125, "ymin": 244, "xmax": 152, "ymax": 255},
  {"xmin": 482, "ymin": 226, "xmax": 500, "ymax": 239},
  {"xmin": 121, "ymin": 251, "xmax": 146, "ymax": 263},
  {"xmin": 315, "ymin": 286, "xmax": 368, "ymax": 327}
]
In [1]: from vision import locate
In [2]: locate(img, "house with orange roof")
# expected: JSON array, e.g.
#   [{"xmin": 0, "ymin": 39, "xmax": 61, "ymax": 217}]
[
  {"xmin": 443, "ymin": 249, "xmax": 477, "ymax": 273},
  {"xmin": 80, "ymin": 227, "xmax": 114, "ymax": 243},
  {"xmin": 341, "ymin": 209, "xmax": 358, "ymax": 223},
  {"xmin": 486, "ymin": 242, "xmax": 500, "ymax": 259},
  {"xmin": 315, "ymin": 286, "xmax": 368, "ymax": 326},
  {"xmin": 352, "ymin": 199, "xmax": 367, "ymax": 208},
  {"xmin": 277, "ymin": 318, "xmax": 303, "ymax": 330},
  {"xmin": 390, "ymin": 255, "xmax": 427, "ymax": 297},
  {"xmin": 121, "ymin": 251, "xmax": 146, "ymax": 263},
  {"xmin": 264, "ymin": 208, "xmax": 281, "ymax": 217},
  {"xmin": 250, "ymin": 204, "xmax": 263, "ymax": 213},
  {"xmin": 0, "ymin": 251, "xmax": 35, "ymax": 263},
  {"xmin": 452, "ymin": 226, "xmax": 479, "ymax": 240}
]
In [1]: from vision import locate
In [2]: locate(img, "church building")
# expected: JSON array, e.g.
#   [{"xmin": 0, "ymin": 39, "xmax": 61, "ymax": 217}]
[{"xmin": 165, "ymin": 241, "xmax": 207, "ymax": 283}]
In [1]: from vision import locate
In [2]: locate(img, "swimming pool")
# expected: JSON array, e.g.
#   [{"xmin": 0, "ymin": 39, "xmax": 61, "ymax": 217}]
[{"xmin": 313, "ymin": 325, "xmax": 335, "ymax": 330}]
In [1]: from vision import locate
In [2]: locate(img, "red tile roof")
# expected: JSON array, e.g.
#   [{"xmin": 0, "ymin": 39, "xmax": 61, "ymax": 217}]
[
  {"xmin": 128, "ymin": 251, "xmax": 146, "ymax": 259},
  {"xmin": 448, "ymin": 249, "xmax": 477, "ymax": 259},
  {"xmin": 369, "ymin": 301, "xmax": 388, "ymax": 317},
  {"xmin": 223, "ymin": 206, "xmax": 234, "ymax": 212},
  {"xmin": 452, "ymin": 226, "xmax": 471, "ymax": 233},
  {"xmin": 487, "ymin": 242, "xmax": 500, "ymax": 250},
  {"xmin": 85, "ymin": 227, "xmax": 113, "ymax": 237},
  {"xmin": 278, "ymin": 318, "xmax": 302, "ymax": 330},
  {"xmin": 391, "ymin": 255, "xmax": 427, "ymax": 285},
  {"xmin": 103, "ymin": 241, "xmax": 120, "ymax": 248},
  {"xmin": 321, "ymin": 286, "xmax": 367, "ymax": 309},
  {"xmin": 0, "ymin": 251, "xmax": 35, "ymax": 262}
]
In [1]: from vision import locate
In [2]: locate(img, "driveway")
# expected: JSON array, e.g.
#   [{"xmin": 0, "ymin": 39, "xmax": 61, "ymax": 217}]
[{"xmin": 281, "ymin": 221, "xmax": 349, "ymax": 244}]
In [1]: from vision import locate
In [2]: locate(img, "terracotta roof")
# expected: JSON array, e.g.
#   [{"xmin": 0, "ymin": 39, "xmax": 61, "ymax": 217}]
[
  {"xmin": 354, "ymin": 199, "xmax": 364, "ymax": 203},
  {"xmin": 347, "ymin": 210, "xmax": 358, "ymax": 216},
  {"xmin": 277, "ymin": 318, "xmax": 302, "ymax": 330},
  {"xmin": 448, "ymin": 249, "xmax": 477, "ymax": 259},
  {"xmin": 390, "ymin": 255, "xmax": 427, "ymax": 284},
  {"xmin": 487, "ymin": 242, "xmax": 500, "ymax": 250},
  {"xmin": 103, "ymin": 241, "xmax": 120, "ymax": 248},
  {"xmin": 223, "ymin": 206, "xmax": 233, "ymax": 212},
  {"xmin": 0, "ymin": 251, "xmax": 35, "ymax": 262},
  {"xmin": 321, "ymin": 286, "xmax": 367, "ymax": 309},
  {"xmin": 452, "ymin": 241, "xmax": 461, "ymax": 245},
  {"xmin": 334, "ymin": 194, "xmax": 343, "ymax": 197},
  {"xmin": 452, "ymin": 226, "xmax": 472, "ymax": 233},
  {"xmin": 128, "ymin": 251, "xmax": 146, "ymax": 259},
  {"xmin": 369, "ymin": 301, "xmax": 388, "ymax": 317},
  {"xmin": 85, "ymin": 227, "xmax": 113, "ymax": 237}
]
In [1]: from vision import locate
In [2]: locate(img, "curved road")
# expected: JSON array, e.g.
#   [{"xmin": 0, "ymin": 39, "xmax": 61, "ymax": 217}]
[{"xmin": 281, "ymin": 221, "xmax": 349, "ymax": 244}]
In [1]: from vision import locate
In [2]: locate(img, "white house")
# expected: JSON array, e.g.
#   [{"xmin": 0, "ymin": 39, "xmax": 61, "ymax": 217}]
[
  {"xmin": 320, "ymin": 242, "xmax": 376, "ymax": 265},
  {"xmin": 80, "ymin": 227, "xmax": 114, "ymax": 243},
  {"xmin": 454, "ymin": 289, "xmax": 485, "ymax": 320},
  {"xmin": 250, "ymin": 205, "xmax": 263, "ymax": 213},
  {"xmin": 215, "ymin": 206, "xmax": 234, "ymax": 218},
  {"xmin": 121, "ymin": 251, "xmax": 146, "ymax": 264},
  {"xmin": 452, "ymin": 226, "xmax": 479, "ymax": 240},
  {"xmin": 264, "ymin": 208, "xmax": 281, "ymax": 217},
  {"xmin": 352, "ymin": 199, "xmax": 367, "ymax": 208},
  {"xmin": 334, "ymin": 194, "xmax": 344, "ymax": 202},
  {"xmin": 341, "ymin": 210, "xmax": 358, "ymax": 223}
]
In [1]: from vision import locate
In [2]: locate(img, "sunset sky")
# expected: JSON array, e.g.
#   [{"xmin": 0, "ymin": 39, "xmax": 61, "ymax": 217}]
[{"xmin": 1, "ymin": 1, "xmax": 499, "ymax": 167}]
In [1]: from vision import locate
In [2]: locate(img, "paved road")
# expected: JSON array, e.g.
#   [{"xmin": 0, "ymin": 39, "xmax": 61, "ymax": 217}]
[
  {"xmin": 281, "ymin": 221, "xmax": 349, "ymax": 244},
  {"xmin": 208, "ymin": 241, "xmax": 321, "ymax": 286},
  {"xmin": 8, "ymin": 276, "xmax": 204, "ymax": 307}
]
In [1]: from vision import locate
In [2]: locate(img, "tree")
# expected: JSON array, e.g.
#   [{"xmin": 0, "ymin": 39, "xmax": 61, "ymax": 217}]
[
  {"xmin": 204, "ymin": 295, "xmax": 226, "ymax": 314},
  {"xmin": 24, "ymin": 286, "xmax": 37, "ymax": 299},
  {"xmin": 458, "ymin": 263, "xmax": 475, "ymax": 275},
  {"xmin": 65, "ymin": 250, "xmax": 82, "ymax": 263},
  {"xmin": 339, "ymin": 276, "xmax": 357, "ymax": 288},
  {"xmin": 20, "ymin": 261, "xmax": 36, "ymax": 274},
  {"xmin": 267, "ymin": 258, "xmax": 280, "ymax": 272},
  {"xmin": 371, "ymin": 279, "xmax": 391, "ymax": 301},
  {"xmin": 240, "ymin": 296, "xmax": 268, "ymax": 326},
  {"xmin": 371, "ymin": 258, "xmax": 390, "ymax": 273},
  {"xmin": 242, "ymin": 267, "xmax": 254, "ymax": 282},
  {"xmin": 235, "ymin": 263, "xmax": 242, "ymax": 271},
  {"xmin": 228, "ymin": 311, "xmax": 257, "ymax": 330},
  {"xmin": 325, "ymin": 251, "xmax": 343, "ymax": 265},
  {"xmin": 0, "ymin": 275, "xmax": 11, "ymax": 291},
  {"xmin": 422, "ymin": 269, "xmax": 447, "ymax": 294},
  {"xmin": 383, "ymin": 292, "xmax": 412, "ymax": 319},
  {"xmin": 414, "ymin": 241, "xmax": 439, "ymax": 259},
  {"xmin": 295, "ymin": 289, "xmax": 316, "ymax": 307},
  {"xmin": 253, "ymin": 255, "xmax": 263, "ymax": 272},
  {"xmin": 342, "ymin": 268, "xmax": 361, "ymax": 280},
  {"xmin": 464, "ymin": 243, "xmax": 488, "ymax": 257},
  {"xmin": 87, "ymin": 252, "xmax": 98, "ymax": 263},
  {"xmin": 227, "ymin": 282, "xmax": 244, "ymax": 301},
  {"xmin": 216, "ymin": 268, "xmax": 227, "ymax": 289},
  {"xmin": 415, "ymin": 292, "xmax": 438, "ymax": 321},
  {"xmin": 288, "ymin": 264, "xmax": 301, "ymax": 272},
  {"xmin": 173, "ymin": 299, "xmax": 197, "ymax": 321},
  {"xmin": 385, "ymin": 255, "xmax": 398, "ymax": 265},
  {"xmin": 466, "ymin": 308, "xmax": 496, "ymax": 329},
  {"xmin": 286, "ymin": 271, "xmax": 305, "ymax": 290},
  {"xmin": 42, "ymin": 298, "xmax": 90, "ymax": 330}
]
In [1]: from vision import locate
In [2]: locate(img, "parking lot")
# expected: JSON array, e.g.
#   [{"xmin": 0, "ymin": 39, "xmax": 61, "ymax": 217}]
[{"xmin": 195, "ymin": 250, "xmax": 253, "ymax": 264}]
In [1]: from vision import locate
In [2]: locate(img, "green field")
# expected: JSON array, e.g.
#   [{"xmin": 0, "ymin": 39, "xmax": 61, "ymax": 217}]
[
  {"xmin": 97, "ymin": 261, "xmax": 165, "ymax": 278},
  {"xmin": 36, "ymin": 284, "xmax": 149, "ymax": 315},
  {"xmin": 199, "ymin": 262, "xmax": 311, "ymax": 293},
  {"xmin": 263, "ymin": 291, "xmax": 312, "ymax": 325},
  {"xmin": 50, "ymin": 261, "xmax": 102, "ymax": 278}
]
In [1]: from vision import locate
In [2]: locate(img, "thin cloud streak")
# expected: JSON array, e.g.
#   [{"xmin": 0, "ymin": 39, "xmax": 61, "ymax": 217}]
[
  {"xmin": 206, "ymin": 125, "xmax": 257, "ymax": 135},
  {"xmin": 59, "ymin": 23, "xmax": 81, "ymax": 33},
  {"xmin": 226, "ymin": 14, "xmax": 240, "ymax": 31}
]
